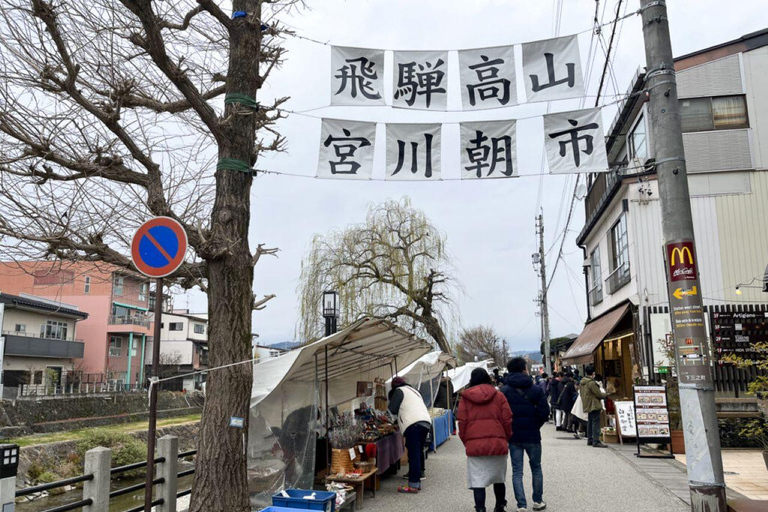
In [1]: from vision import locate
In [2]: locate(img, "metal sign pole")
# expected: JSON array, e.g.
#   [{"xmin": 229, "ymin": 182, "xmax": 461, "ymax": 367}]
[{"xmin": 144, "ymin": 277, "xmax": 163, "ymax": 512}]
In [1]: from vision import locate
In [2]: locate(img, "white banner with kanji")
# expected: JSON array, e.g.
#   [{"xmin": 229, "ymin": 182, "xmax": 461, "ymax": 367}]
[
  {"xmin": 460, "ymin": 121, "xmax": 517, "ymax": 179},
  {"xmin": 317, "ymin": 119, "xmax": 377, "ymax": 179},
  {"xmin": 385, "ymin": 124, "xmax": 442, "ymax": 180},
  {"xmin": 543, "ymin": 107, "xmax": 608, "ymax": 174},
  {"xmin": 331, "ymin": 46, "xmax": 386, "ymax": 106},
  {"xmin": 392, "ymin": 51, "xmax": 449, "ymax": 110},
  {"xmin": 522, "ymin": 35, "xmax": 585, "ymax": 103},
  {"xmin": 458, "ymin": 46, "xmax": 517, "ymax": 110}
]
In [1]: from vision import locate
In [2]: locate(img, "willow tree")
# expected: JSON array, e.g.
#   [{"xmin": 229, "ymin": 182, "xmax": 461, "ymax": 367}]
[
  {"xmin": 0, "ymin": 1, "xmax": 295, "ymax": 510},
  {"xmin": 297, "ymin": 198, "xmax": 455, "ymax": 353}
]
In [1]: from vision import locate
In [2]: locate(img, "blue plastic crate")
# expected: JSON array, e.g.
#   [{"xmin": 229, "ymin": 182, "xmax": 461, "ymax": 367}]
[
  {"xmin": 260, "ymin": 507, "xmax": 311, "ymax": 512},
  {"xmin": 271, "ymin": 489, "xmax": 337, "ymax": 512}
]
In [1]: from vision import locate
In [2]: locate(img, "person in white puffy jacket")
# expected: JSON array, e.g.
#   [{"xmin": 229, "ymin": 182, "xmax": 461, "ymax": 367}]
[{"xmin": 388, "ymin": 376, "xmax": 432, "ymax": 493}]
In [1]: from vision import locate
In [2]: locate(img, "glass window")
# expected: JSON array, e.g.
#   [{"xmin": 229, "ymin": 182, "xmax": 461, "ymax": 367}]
[
  {"xmin": 14, "ymin": 324, "xmax": 26, "ymax": 333},
  {"xmin": 139, "ymin": 283, "xmax": 147, "ymax": 302},
  {"xmin": 680, "ymin": 98, "xmax": 714, "ymax": 132},
  {"xmin": 113, "ymin": 275, "xmax": 124, "ymax": 296},
  {"xmin": 41, "ymin": 320, "xmax": 68, "ymax": 340},
  {"xmin": 112, "ymin": 305, "xmax": 130, "ymax": 318},
  {"xmin": 109, "ymin": 336, "xmax": 122, "ymax": 357},
  {"xmin": 84, "ymin": 276, "xmax": 91, "ymax": 294},
  {"xmin": 193, "ymin": 324, "xmax": 205, "ymax": 334},
  {"xmin": 712, "ymin": 96, "xmax": 748, "ymax": 130},
  {"xmin": 131, "ymin": 339, "xmax": 138, "ymax": 357},
  {"xmin": 611, "ymin": 215, "xmax": 629, "ymax": 273},
  {"xmin": 628, "ymin": 114, "xmax": 648, "ymax": 161},
  {"xmin": 169, "ymin": 322, "xmax": 184, "ymax": 331},
  {"xmin": 590, "ymin": 249, "xmax": 603, "ymax": 304}
]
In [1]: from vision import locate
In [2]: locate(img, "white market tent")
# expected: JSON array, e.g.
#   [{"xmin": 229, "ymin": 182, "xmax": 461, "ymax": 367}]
[
  {"xmin": 387, "ymin": 351, "xmax": 457, "ymax": 407},
  {"xmin": 248, "ymin": 318, "xmax": 433, "ymax": 507},
  {"xmin": 445, "ymin": 359, "xmax": 494, "ymax": 391}
]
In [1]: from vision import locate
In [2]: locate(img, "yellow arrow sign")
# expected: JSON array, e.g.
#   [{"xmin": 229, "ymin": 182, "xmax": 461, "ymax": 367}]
[{"xmin": 673, "ymin": 286, "xmax": 698, "ymax": 300}]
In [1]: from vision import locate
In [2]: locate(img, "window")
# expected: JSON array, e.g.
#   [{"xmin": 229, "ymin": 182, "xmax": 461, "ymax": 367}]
[
  {"xmin": 680, "ymin": 95, "xmax": 748, "ymax": 133},
  {"xmin": 84, "ymin": 276, "xmax": 91, "ymax": 294},
  {"xmin": 14, "ymin": 324, "xmax": 26, "ymax": 333},
  {"xmin": 131, "ymin": 339, "xmax": 138, "ymax": 357},
  {"xmin": 109, "ymin": 336, "xmax": 123, "ymax": 357},
  {"xmin": 193, "ymin": 324, "xmax": 205, "ymax": 335},
  {"xmin": 607, "ymin": 215, "xmax": 630, "ymax": 293},
  {"xmin": 113, "ymin": 275, "xmax": 124, "ymax": 296},
  {"xmin": 41, "ymin": 320, "xmax": 68, "ymax": 340},
  {"xmin": 628, "ymin": 114, "xmax": 648, "ymax": 161},
  {"xmin": 169, "ymin": 322, "xmax": 184, "ymax": 331},
  {"xmin": 139, "ymin": 283, "xmax": 147, "ymax": 302},
  {"xmin": 589, "ymin": 249, "xmax": 603, "ymax": 305},
  {"xmin": 33, "ymin": 269, "xmax": 74, "ymax": 286}
]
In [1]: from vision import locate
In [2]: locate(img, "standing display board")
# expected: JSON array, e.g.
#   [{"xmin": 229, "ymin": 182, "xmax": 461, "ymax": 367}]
[
  {"xmin": 633, "ymin": 385, "xmax": 673, "ymax": 458},
  {"xmin": 614, "ymin": 401, "xmax": 636, "ymax": 444}
]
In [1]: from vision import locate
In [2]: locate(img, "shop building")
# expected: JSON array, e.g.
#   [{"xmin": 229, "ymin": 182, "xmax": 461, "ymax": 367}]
[
  {"xmin": 0, "ymin": 261, "xmax": 153, "ymax": 388},
  {"xmin": 564, "ymin": 29, "xmax": 768, "ymax": 397}
]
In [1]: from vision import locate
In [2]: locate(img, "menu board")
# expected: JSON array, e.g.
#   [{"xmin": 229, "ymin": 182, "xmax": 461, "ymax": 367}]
[
  {"xmin": 633, "ymin": 386, "xmax": 671, "ymax": 439},
  {"xmin": 710, "ymin": 310, "xmax": 768, "ymax": 364},
  {"xmin": 614, "ymin": 401, "xmax": 636, "ymax": 437}
]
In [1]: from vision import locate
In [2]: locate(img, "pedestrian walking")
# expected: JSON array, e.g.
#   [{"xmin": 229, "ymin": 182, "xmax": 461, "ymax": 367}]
[
  {"xmin": 557, "ymin": 371, "xmax": 577, "ymax": 432},
  {"xmin": 549, "ymin": 372, "xmax": 563, "ymax": 428},
  {"xmin": 458, "ymin": 368, "xmax": 513, "ymax": 512},
  {"xmin": 579, "ymin": 365, "xmax": 609, "ymax": 448},
  {"xmin": 500, "ymin": 357, "xmax": 549, "ymax": 512},
  {"xmin": 388, "ymin": 376, "xmax": 432, "ymax": 493},
  {"xmin": 535, "ymin": 373, "xmax": 549, "ymax": 397}
]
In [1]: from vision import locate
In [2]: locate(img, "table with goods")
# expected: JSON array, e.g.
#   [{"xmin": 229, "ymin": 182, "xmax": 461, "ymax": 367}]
[{"xmin": 429, "ymin": 407, "xmax": 453, "ymax": 451}]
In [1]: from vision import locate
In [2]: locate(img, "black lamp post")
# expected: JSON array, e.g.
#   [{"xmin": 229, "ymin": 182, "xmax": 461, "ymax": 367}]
[{"xmin": 323, "ymin": 291, "xmax": 339, "ymax": 337}]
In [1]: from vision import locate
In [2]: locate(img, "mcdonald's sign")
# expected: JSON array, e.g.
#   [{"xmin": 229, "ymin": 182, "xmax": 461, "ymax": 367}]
[{"xmin": 666, "ymin": 240, "xmax": 697, "ymax": 282}]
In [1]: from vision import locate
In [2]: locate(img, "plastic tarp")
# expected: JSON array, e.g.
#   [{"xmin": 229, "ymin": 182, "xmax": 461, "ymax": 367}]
[
  {"xmin": 248, "ymin": 318, "xmax": 433, "ymax": 508},
  {"xmin": 446, "ymin": 360, "xmax": 493, "ymax": 391},
  {"xmin": 387, "ymin": 351, "xmax": 456, "ymax": 408}
]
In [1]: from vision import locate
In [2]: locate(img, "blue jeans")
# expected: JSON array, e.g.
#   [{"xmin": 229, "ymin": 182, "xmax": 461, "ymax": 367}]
[{"xmin": 509, "ymin": 442, "xmax": 543, "ymax": 509}]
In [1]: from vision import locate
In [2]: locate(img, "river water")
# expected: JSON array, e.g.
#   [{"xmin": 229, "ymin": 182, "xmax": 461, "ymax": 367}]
[{"xmin": 17, "ymin": 471, "xmax": 194, "ymax": 512}]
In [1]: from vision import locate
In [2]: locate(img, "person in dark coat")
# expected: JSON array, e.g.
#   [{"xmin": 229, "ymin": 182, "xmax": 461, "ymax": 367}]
[
  {"xmin": 458, "ymin": 368, "xmax": 513, "ymax": 512},
  {"xmin": 500, "ymin": 358, "xmax": 549, "ymax": 512},
  {"xmin": 557, "ymin": 372, "xmax": 577, "ymax": 432},
  {"xmin": 548, "ymin": 373, "xmax": 561, "ymax": 425}
]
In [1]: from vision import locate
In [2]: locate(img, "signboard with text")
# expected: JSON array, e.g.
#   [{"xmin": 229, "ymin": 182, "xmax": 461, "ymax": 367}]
[
  {"xmin": 664, "ymin": 240, "xmax": 713, "ymax": 387},
  {"xmin": 633, "ymin": 386, "xmax": 671, "ymax": 439},
  {"xmin": 711, "ymin": 310, "xmax": 768, "ymax": 365},
  {"xmin": 615, "ymin": 401, "xmax": 637, "ymax": 438}
]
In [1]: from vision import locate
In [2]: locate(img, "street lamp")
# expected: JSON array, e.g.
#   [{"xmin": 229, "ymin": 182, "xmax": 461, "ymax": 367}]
[{"xmin": 322, "ymin": 291, "xmax": 339, "ymax": 337}]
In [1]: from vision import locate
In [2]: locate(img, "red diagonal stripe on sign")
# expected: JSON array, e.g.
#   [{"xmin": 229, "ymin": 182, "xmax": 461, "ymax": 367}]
[{"xmin": 144, "ymin": 231, "xmax": 174, "ymax": 264}]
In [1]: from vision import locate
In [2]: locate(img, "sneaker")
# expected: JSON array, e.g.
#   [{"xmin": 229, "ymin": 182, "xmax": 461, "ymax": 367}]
[
  {"xmin": 587, "ymin": 439, "xmax": 593, "ymax": 446},
  {"xmin": 533, "ymin": 502, "xmax": 547, "ymax": 511},
  {"xmin": 397, "ymin": 485, "xmax": 420, "ymax": 494},
  {"xmin": 516, "ymin": 508, "xmax": 527, "ymax": 512},
  {"xmin": 593, "ymin": 441, "xmax": 608, "ymax": 448}
]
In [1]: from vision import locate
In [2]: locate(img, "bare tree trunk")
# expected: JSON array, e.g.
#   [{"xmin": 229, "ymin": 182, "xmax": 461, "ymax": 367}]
[
  {"xmin": 422, "ymin": 314, "xmax": 451, "ymax": 354},
  {"xmin": 190, "ymin": 2, "xmax": 261, "ymax": 511}
]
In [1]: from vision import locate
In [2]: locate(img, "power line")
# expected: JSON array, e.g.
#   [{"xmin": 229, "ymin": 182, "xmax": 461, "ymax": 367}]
[{"xmin": 595, "ymin": 0, "xmax": 624, "ymax": 106}]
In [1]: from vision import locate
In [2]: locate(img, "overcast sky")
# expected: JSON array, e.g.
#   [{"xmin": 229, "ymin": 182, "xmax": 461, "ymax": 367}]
[{"xmin": 178, "ymin": 0, "xmax": 766, "ymax": 352}]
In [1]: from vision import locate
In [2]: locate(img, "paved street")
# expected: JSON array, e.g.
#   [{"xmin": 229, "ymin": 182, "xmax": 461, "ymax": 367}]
[{"xmin": 366, "ymin": 423, "xmax": 689, "ymax": 512}]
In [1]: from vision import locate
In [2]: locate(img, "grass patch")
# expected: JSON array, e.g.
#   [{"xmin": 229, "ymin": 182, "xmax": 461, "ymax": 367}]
[{"xmin": 10, "ymin": 414, "xmax": 201, "ymax": 447}]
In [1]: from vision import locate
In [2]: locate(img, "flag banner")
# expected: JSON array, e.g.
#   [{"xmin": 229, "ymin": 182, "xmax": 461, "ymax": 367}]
[
  {"xmin": 544, "ymin": 107, "xmax": 608, "ymax": 174},
  {"xmin": 392, "ymin": 51, "xmax": 449, "ymax": 110},
  {"xmin": 522, "ymin": 35, "xmax": 585, "ymax": 103},
  {"xmin": 386, "ymin": 124, "xmax": 442, "ymax": 180},
  {"xmin": 460, "ymin": 120, "xmax": 517, "ymax": 179},
  {"xmin": 458, "ymin": 46, "xmax": 517, "ymax": 110},
  {"xmin": 331, "ymin": 46, "xmax": 386, "ymax": 106},
  {"xmin": 317, "ymin": 119, "xmax": 377, "ymax": 179}
]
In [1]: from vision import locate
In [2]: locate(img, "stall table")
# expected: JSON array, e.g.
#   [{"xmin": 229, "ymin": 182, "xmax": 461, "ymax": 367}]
[
  {"xmin": 429, "ymin": 410, "xmax": 453, "ymax": 451},
  {"xmin": 326, "ymin": 468, "xmax": 378, "ymax": 510},
  {"xmin": 358, "ymin": 432, "xmax": 404, "ymax": 476}
]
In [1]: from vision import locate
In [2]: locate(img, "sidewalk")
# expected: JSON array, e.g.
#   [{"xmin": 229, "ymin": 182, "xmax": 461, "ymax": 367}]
[
  {"xmin": 676, "ymin": 451, "xmax": 768, "ymax": 501},
  {"xmin": 364, "ymin": 424, "xmax": 689, "ymax": 512}
]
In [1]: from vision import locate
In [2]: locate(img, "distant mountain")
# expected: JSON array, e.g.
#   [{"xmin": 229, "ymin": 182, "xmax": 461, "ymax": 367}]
[{"xmin": 509, "ymin": 350, "xmax": 543, "ymax": 361}]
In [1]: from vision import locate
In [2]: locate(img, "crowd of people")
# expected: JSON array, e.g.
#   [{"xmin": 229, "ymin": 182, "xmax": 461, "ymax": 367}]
[
  {"xmin": 386, "ymin": 359, "xmax": 614, "ymax": 511},
  {"xmin": 453, "ymin": 360, "xmax": 613, "ymax": 512}
]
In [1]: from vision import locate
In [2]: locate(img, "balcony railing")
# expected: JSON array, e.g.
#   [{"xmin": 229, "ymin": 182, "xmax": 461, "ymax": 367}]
[
  {"xmin": 589, "ymin": 285, "xmax": 603, "ymax": 306},
  {"xmin": 1, "ymin": 330, "xmax": 82, "ymax": 343},
  {"xmin": 605, "ymin": 261, "xmax": 631, "ymax": 295},
  {"xmin": 108, "ymin": 315, "xmax": 150, "ymax": 328}
]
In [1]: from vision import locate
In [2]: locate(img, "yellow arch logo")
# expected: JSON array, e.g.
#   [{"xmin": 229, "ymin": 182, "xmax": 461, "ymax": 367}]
[{"xmin": 670, "ymin": 246, "xmax": 693, "ymax": 266}]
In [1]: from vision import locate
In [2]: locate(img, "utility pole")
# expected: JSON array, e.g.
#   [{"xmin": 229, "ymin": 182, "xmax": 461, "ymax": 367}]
[
  {"xmin": 640, "ymin": 1, "xmax": 726, "ymax": 510},
  {"xmin": 534, "ymin": 214, "xmax": 552, "ymax": 375}
]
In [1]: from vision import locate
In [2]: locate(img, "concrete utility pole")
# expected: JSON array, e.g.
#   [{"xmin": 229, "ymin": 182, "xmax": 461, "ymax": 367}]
[
  {"xmin": 640, "ymin": 1, "xmax": 726, "ymax": 510},
  {"xmin": 535, "ymin": 214, "xmax": 552, "ymax": 375}
]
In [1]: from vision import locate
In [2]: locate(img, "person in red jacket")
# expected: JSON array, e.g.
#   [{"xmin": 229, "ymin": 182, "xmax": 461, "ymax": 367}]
[{"xmin": 458, "ymin": 368, "xmax": 513, "ymax": 512}]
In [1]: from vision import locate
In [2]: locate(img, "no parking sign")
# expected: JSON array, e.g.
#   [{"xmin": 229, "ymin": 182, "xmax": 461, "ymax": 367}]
[{"xmin": 131, "ymin": 217, "xmax": 188, "ymax": 278}]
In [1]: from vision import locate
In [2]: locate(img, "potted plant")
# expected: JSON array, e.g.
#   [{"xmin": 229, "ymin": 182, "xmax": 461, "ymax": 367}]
[
  {"xmin": 602, "ymin": 426, "xmax": 618, "ymax": 444},
  {"xmin": 738, "ymin": 419, "xmax": 768, "ymax": 470}
]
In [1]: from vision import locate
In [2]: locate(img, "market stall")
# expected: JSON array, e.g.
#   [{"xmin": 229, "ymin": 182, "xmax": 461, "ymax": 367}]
[
  {"xmin": 445, "ymin": 360, "xmax": 494, "ymax": 391},
  {"xmin": 388, "ymin": 351, "xmax": 457, "ymax": 407},
  {"xmin": 248, "ymin": 318, "xmax": 433, "ymax": 508},
  {"xmin": 429, "ymin": 407, "xmax": 453, "ymax": 451}
]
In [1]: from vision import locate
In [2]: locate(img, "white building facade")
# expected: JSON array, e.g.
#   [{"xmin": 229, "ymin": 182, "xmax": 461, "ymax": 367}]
[
  {"xmin": 145, "ymin": 309, "xmax": 209, "ymax": 392},
  {"xmin": 565, "ymin": 29, "xmax": 768, "ymax": 398}
]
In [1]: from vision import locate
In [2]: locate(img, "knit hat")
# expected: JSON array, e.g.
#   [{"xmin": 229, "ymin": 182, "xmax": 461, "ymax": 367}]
[{"xmin": 391, "ymin": 377, "xmax": 407, "ymax": 389}]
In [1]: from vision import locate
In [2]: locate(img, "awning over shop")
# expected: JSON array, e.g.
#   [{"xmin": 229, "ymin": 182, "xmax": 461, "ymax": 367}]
[
  {"xmin": 445, "ymin": 360, "xmax": 494, "ymax": 390},
  {"xmin": 562, "ymin": 304, "xmax": 631, "ymax": 366}
]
